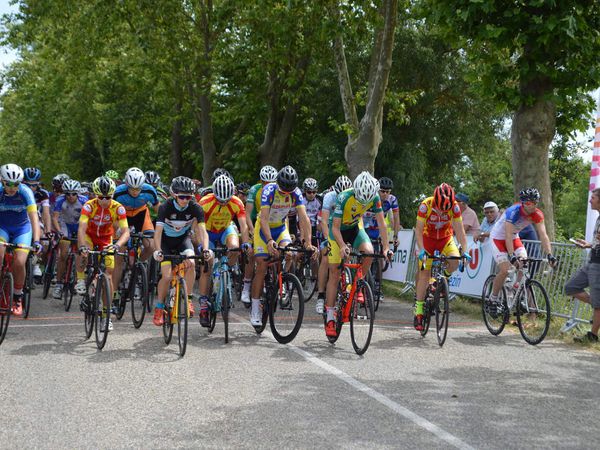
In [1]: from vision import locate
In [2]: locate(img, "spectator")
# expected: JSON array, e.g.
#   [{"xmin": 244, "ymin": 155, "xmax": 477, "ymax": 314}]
[
  {"xmin": 565, "ymin": 188, "xmax": 600, "ymax": 343},
  {"xmin": 456, "ymin": 193, "xmax": 480, "ymax": 235},
  {"xmin": 475, "ymin": 201, "xmax": 500, "ymax": 242}
]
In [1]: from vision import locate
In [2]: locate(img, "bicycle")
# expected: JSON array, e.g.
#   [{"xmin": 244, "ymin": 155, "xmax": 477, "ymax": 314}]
[
  {"xmin": 40, "ymin": 232, "xmax": 59, "ymax": 300},
  {"xmin": 207, "ymin": 246, "xmax": 243, "ymax": 344},
  {"xmin": 59, "ymin": 236, "xmax": 79, "ymax": 312},
  {"xmin": 22, "ymin": 251, "xmax": 34, "ymax": 318},
  {"xmin": 326, "ymin": 251, "xmax": 386, "ymax": 355},
  {"xmin": 146, "ymin": 257, "xmax": 160, "ymax": 313},
  {"xmin": 366, "ymin": 237, "xmax": 396, "ymax": 312},
  {"xmin": 293, "ymin": 240, "xmax": 318, "ymax": 303},
  {"xmin": 161, "ymin": 254, "xmax": 204, "ymax": 357},
  {"xmin": 231, "ymin": 250, "xmax": 247, "ymax": 304},
  {"xmin": 419, "ymin": 251, "xmax": 466, "ymax": 347},
  {"xmin": 254, "ymin": 245, "xmax": 311, "ymax": 344},
  {"xmin": 114, "ymin": 230, "xmax": 151, "ymax": 328},
  {"xmin": 481, "ymin": 257, "xmax": 552, "ymax": 345},
  {"xmin": 79, "ymin": 248, "xmax": 126, "ymax": 350}
]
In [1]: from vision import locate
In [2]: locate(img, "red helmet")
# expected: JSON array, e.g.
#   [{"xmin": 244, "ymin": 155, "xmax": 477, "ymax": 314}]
[{"xmin": 433, "ymin": 183, "xmax": 455, "ymax": 211}]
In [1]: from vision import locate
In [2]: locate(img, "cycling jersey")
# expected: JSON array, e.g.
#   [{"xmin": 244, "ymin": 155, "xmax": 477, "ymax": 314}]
[
  {"xmin": 54, "ymin": 194, "xmax": 88, "ymax": 236},
  {"xmin": 0, "ymin": 184, "xmax": 37, "ymax": 229},
  {"xmin": 321, "ymin": 191, "xmax": 337, "ymax": 217},
  {"xmin": 247, "ymin": 183, "xmax": 264, "ymax": 222},
  {"xmin": 416, "ymin": 196, "xmax": 462, "ymax": 240},
  {"xmin": 331, "ymin": 189, "xmax": 382, "ymax": 231},
  {"xmin": 80, "ymin": 198, "xmax": 128, "ymax": 241},
  {"xmin": 149, "ymin": 185, "xmax": 169, "ymax": 221},
  {"xmin": 259, "ymin": 183, "xmax": 306, "ymax": 227},
  {"xmin": 364, "ymin": 194, "xmax": 398, "ymax": 230},
  {"xmin": 199, "ymin": 193, "xmax": 246, "ymax": 233},
  {"xmin": 33, "ymin": 188, "xmax": 50, "ymax": 209},
  {"xmin": 305, "ymin": 197, "xmax": 322, "ymax": 227},
  {"xmin": 114, "ymin": 183, "xmax": 159, "ymax": 216},
  {"xmin": 156, "ymin": 198, "xmax": 204, "ymax": 238},
  {"xmin": 490, "ymin": 203, "xmax": 544, "ymax": 241}
]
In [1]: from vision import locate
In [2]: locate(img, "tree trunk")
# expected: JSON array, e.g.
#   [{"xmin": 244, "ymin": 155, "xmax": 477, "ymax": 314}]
[
  {"xmin": 199, "ymin": 93, "xmax": 218, "ymax": 184},
  {"xmin": 511, "ymin": 97, "xmax": 556, "ymax": 240},
  {"xmin": 170, "ymin": 101, "xmax": 183, "ymax": 178}
]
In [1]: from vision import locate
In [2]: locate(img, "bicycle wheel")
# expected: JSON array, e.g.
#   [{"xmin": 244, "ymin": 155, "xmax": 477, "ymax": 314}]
[
  {"xmin": 94, "ymin": 274, "xmax": 111, "ymax": 350},
  {"xmin": 208, "ymin": 291, "xmax": 217, "ymax": 333},
  {"xmin": 324, "ymin": 282, "xmax": 345, "ymax": 344},
  {"xmin": 163, "ymin": 288, "xmax": 174, "ymax": 345},
  {"xmin": 298, "ymin": 257, "xmax": 317, "ymax": 303},
  {"xmin": 175, "ymin": 278, "xmax": 188, "ymax": 356},
  {"xmin": 115, "ymin": 268, "xmax": 128, "ymax": 321},
  {"xmin": 516, "ymin": 280, "xmax": 551, "ymax": 345},
  {"xmin": 22, "ymin": 254, "xmax": 33, "ymax": 318},
  {"xmin": 221, "ymin": 271, "xmax": 230, "ymax": 344},
  {"xmin": 481, "ymin": 275, "xmax": 508, "ymax": 336},
  {"xmin": 366, "ymin": 266, "xmax": 380, "ymax": 313},
  {"xmin": 130, "ymin": 263, "xmax": 148, "ymax": 329},
  {"xmin": 349, "ymin": 281, "xmax": 374, "ymax": 355},
  {"xmin": 0, "ymin": 272, "xmax": 14, "ymax": 346},
  {"xmin": 435, "ymin": 277, "xmax": 450, "ymax": 347},
  {"xmin": 146, "ymin": 260, "xmax": 158, "ymax": 313},
  {"xmin": 269, "ymin": 272, "xmax": 305, "ymax": 344},
  {"xmin": 254, "ymin": 278, "xmax": 272, "ymax": 335},
  {"xmin": 420, "ymin": 289, "xmax": 433, "ymax": 338},
  {"xmin": 83, "ymin": 274, "xmax": 95, "ymax": 339},
  {"xmin": 42, "ymin": 248, "xmax": 55, "ymax": 299},
  {"xmin": 63, "ymin": 254, "xmax": 76, "ymax": 312}
]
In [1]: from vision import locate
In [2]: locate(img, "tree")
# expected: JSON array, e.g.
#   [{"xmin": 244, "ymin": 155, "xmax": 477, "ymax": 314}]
[{"xmin": 422, "ymin": 0, "xmax": 600, "ymax": 239}]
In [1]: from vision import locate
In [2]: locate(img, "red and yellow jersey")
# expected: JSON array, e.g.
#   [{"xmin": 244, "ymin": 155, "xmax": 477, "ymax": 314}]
[
  {"xmin": 416, "ymin": 196, "xmax": 462, "ymax": 240},
  {"xmin": 199, "ymin": 193, "xmax": 246, "ymax": 233},
  {"xmin": 79, "ymin": 198, "xmax": 128, "ymax": 239}
]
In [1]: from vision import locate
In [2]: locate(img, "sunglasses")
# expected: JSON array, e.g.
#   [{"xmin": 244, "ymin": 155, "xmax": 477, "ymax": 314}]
[
  {"xmin": 25, "ymin": 182, "xmax": 40, "ymax": 188},
  {"xmin": 305, "ymin": 190, "xmax": 317, "ymax": 195},
  {"xmin": 65, "ymin": 192, "xmax": 79, "ymax": 197},
  {"xmin": 3, "ymin": 181, "xmax": 20, "ymax": 188},
  {"xmin": 380, "ymin": 189, "xmax": 391, "ymax": 194},
  {"xmin": 176, "ymin": 194, "xmax": 193, "ymax": 200},
  {"xmin": 523, "ymin": 201, "xmax": 538, "ymax": 206},
  {"xmin": 97, "ymin": 195, "xmax": 112, "ymax": 200}
]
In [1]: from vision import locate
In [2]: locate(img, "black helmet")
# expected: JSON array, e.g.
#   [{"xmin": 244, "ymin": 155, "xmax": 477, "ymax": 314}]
[
  {"xmin": 379, "ymin": 177, "xmax": 393, "ymax": 190},
  {"xmin": 276, "ymin": 165, "xmax": 298, "ymax": 192},
  {"xmin": 144, "ymin": 170, "xmax": 160, "ymax": 185},
  {"xmin": 519, "ymin": 187, "xmax": 540, "ymax": 203},
  {"xmin": 212, "ymin": 168, "xmax": 233, "ymax": 183},
  {"xmin": 170, "ymin": 176, "xmax": 195, "ymax": 194},
  {"xmin": 236, "ymin": 182, "xmax": 251, "ymax": 195}
]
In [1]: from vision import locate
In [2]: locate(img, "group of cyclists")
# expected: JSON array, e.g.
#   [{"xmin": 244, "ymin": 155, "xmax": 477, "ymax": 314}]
[{"xmin": 0, "ymin": 160, "xmax": 558, "ymax": 341}]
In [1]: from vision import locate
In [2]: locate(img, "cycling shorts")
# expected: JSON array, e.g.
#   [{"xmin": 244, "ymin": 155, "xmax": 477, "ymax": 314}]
[
  {"xmin": 254, "ymin": 221, "xmax": 291, "ymax": 257},
  {"xmin": 327, "ymin": 226, "xmax": 370, "ymax": 264},
  {"xmin": 491, "ymin": 238, "xmax": 526, "ymax": 264},
  {"xmin": 60, "ymin": 223, "xmax": 79, "ymax": 239},
  {"xmin": 0, "ymin": 224, "xmax": 32, "ymax": 254},
  {"xmin": 127, "ymin": 208, "xmax": 154, "ymax": 233},
  {"xmin": 83, "ymin": 234, "xmax": 114, "ymax": 269},
  {"xmin": 160, "ymin": 235, "xmax": 195, "ymax": 268},
  {"xmin": 207, "ymin": 225, "xmax": 238, "ymax": 250},
  {"xmin": 421, "ymin": 235, "xmax": 459, "ymax": 270}
]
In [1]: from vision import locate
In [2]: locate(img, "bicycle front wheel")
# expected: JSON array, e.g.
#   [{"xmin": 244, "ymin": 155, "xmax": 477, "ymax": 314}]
[
  {"xmin": 22, "ymin": 254, "xmax": 33, "ymax": 319},
  {"xmin": 0, "ymin": 272, "xmax": 14, "ymax": 346},
  {"xmin": 481, "ymin": 275, "xmax": 508, "ymax": 336},
  {"xmin": 269, "ymin": 272, "xmax": 305, "ymax": 344},
  {"xmin": 63, "ymin": 254, "xmax": 76, "ymax": 312},
  {"xmin": 131, "ymin": 263, "xmax": 148, "ymax": 329},
  {"xmin": 435, "ymin": 277, "xmax": 450, "ymax": 347},
  {"xmin": 350, "ymin": 281, "xmax": 375, "ymax": 355},
  {"xmin": 221, "ymin": 271, "xmax": 230, "ymax": 344},
  {"xmin": 299, "ymin": 259, "xmax": 317, "ymax": 303},
  {"xmin": 516, "ymin": 280, "xmax": 551, "ymax": 345},
  {"xmin": 42, "ymin": 249, "xmax": 55, "ymax": 300},
  {"xmin": 94, "ymin": 275, "xmax": 111, "ymax": 350},
  {"xmin": 175, "ymin": 278, "xmax": 188, "ymax": 356},
  {"xmin": 146, "ymin": 260, "xmax": 158, "ymax": 313}
]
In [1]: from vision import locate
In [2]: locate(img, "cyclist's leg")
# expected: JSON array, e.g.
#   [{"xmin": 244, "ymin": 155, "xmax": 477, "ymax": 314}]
[
  {"xmin": 250, "ymin": 220, "xmax": 276, "ymax": 324},
  {"xmin": 223, "ymin": 225, "xmax": 240, "ymax": 266},
  {"xmin": 12, "ymin": 227, "xmax": 32, "ymax": 295},
  {"xmin": 441, "ymin": 237, "xmax": 460, "ymax": 273},
  {"xmin": 139, "ymin": 209, "xmax": 155, "ymax": 261},
  {"xmin": 355, "ymin": 228, "xmax": 374, "ymax": 274}
]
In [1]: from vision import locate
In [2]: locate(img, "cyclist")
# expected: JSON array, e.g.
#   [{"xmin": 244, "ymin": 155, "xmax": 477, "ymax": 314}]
[
  {"xmin": 414, "ymin": 183, "xmax": 470, "ymax": 331},
  {"xmin": 236, "ymin": 182, "xmax": 250, "ymax": 204},
  {"xmin": 0, "ymin": 164, "xmax": 42, "ymax": 315},
  {"xmin": 49, "ymin": 173, "xmax": 69, "ymax": 207},
  {"xmin": 197, "ymin": 175, "xmax": 251, "ymax": 326},
  {"xmin": 242, "ymin": 165, "xmax": 278, "ymax": 304},
  {"xmin": 487, "ymin": 187, "xmax": 557, "ymax": 313},
  {"xmin": 77, "ymin": 176, "xmax": 130, "ymax": 332},
  {"xmin": 23, "ymin": 167, "xmax": 51, "ymax": 279},
  {"xmin": 200, "ymin": 168, "xmax": 233, "ymax": 197},
  {"xmin": 51, "ymin": 179, "xmax": 88, "ymax": 299},
  {"xmin": 112, "ymin": 168, "xmax": 159, "ymax": 297},
  {"xmin": 324, "ymin": 172, "xmax": 392, "ymax": 337},
  {"xmin": 250, "ymin": 165, "xmax": 316, "ymax": 327},
  {"xmin": 152, "ymin": 176, "xmax": 212, "ymax": 326},
  {"xmin": 105, "ymin": 169, "xmax": 122, "ymax": 186},
  {"xmin": 315, "ymin": 175, "xmax": 352, "ymax": 314}
]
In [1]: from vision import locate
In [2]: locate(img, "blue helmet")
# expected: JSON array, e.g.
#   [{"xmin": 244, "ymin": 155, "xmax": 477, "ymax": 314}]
[{"xmin": 24, "ymin": 167, "xmax": 42, "ymax": 182}]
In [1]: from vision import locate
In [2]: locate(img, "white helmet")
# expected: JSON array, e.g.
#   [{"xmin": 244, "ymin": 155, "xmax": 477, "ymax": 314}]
[
  {"xmin": 62, "ymin": 179, "xmax": 81, "ymax": 193},
  {"xmin": 259, "ymin": 165, "xmax": 278, "ymax": 183},
  {"xmin": 0, "ymin": 164, "xmax": 24, "ymax": 183},
  {"xmin": 334, "ymin": 175, "xmax": 352, "ymax": 194},
  {"xmin": 353, "ymin": 171, "xmax": 379, "ymax": 204},
  {"xmin": 125, "ymin": 167, "xmax": 145, "ymax": 189},
  {"xmin": 303, "ymin": 178, "xmax": 318, "ymax": 191},
  {"xmin": 213, "ymin": 174, "xmax": 235, "ymax": 203}
]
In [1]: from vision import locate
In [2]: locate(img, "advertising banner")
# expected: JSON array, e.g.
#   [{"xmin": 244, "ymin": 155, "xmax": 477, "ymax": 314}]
[
  {"xmin": 381, "ymin": 229, "xmax": 415, "ymax": 283},
  {"xmin": 447, "ymin": 236, "xmax": 495, "ymax": 298}
]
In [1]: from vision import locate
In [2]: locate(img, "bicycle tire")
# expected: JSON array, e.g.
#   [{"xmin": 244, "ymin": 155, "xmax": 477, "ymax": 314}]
[
  {"xmin": 42, "ymin": 248, "xmax": 55, "ymax": 300},
  {"xmin": 83, "ymin": 274, "xmax": 95, "ymax": 339},
  {"xmin": 366, "ymin": 267, "xmax": 381, "ymax": 313},
  {"xmin": 254, "ymin": 275, "xmax": 273, "ymax": 335},
  {"xmin": 130, "ymin": 263, "xmax": 148, "ymax": 329},
  {"xmin": 176, "ymin": 278, "xmax": 188, "ymax": 356},
  {"xmin": 516, "ymin": 279, "xmax": 551, "ymax": 345},
  {"xmin": 94, "ymin": 274, "xmax": 111, "ymax": 350},
  {"xmin": 269, "ymin": 272, "xmax": 305, "ymax": 344},
  {"xmin": 481, "ymin": 275, "xmax": 508, "ymax": 336},
  {"xmin": 222, "ymin": 271, "xmax": 230, "ymax": 344},
  {"xmin": 299, "ymin": 257, "xmax": 317, "ymax": 303},
  {"xmin": 435, "ymin": 277, "xmax": 450, "ymax": 347},
  {"xmin": 420, "ymin": 289, "xmax": 432, "ymax": 337},
  {"xmin": 22, "ymin": 254, "xmax": 33, "ymax": 318},
  {"xmin": 0, "ymin": 272, "xmax": 14, "ymax": 346},
  {"xmin": 163, "ymin": 287, "xmax": 174, "ymax": 345},
  {"xmin": 146, "ymin": 260, "xmax": 158, "ymax": 313},
  {"xmin": 63, "ymin": 254, "xmax": 76, "ymax": 312},
  {"xmin": 115, "ymin": 267, "xmax": 128, "ymax": 321},
  {"xmin": 350, "ymin": 281, "xmax": 375, "ymax": 355},
  {"xmin": 208, "ymin": 291, "xmax": 217, "ymax": 333}
]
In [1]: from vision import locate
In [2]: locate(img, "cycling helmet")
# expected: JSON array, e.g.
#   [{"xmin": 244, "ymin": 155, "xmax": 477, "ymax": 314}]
[
  {"xmin": 92, "ymin": 176, "xmax": 116, "ymax": 196},
  {"xmin": 276, "ymin": 165, "xmax": 298, "ymax": 192},
  {"xmin": 379, "ymin": 177, "xmax": 393, "ymax": 190},
  {"xmin": 124, "ymin": 167, "xmax": 145, "ymax": 188},
  {"xmin": 105, "ymin": 169, "xmax": 119, "ymax": 180},
  {"xmin": 433, "ymin": 183, "xmax": 455, "ymax": 211},
  {"xmin": 519, "ymin": 187, "xmax": 541, "ymax": 203},
  {"xmin": 212, "ymin": 168, "xmax": 233, "ymax": 183},
  {"xmin": 213, "ymin": 174, "xmax": 235, "ymax": 203},
  {"xmin": 353, "ymin": 171, "xmax": 379, "ymax": 204},
  {"xmin": 334, "ymin": 175, "xmax": 352, "ymax": 194},
  {"xmin": 259, "ymin": 165, "xmax": 278, "ymax": 183},
  {"xmin": 144, "ymin": 170, "xmax": 160, "ymax": 185},
  {"xmin": 24, "ymin": 167, "xmax": 42, "ymax": 182},
  {"xmin": 303, "ymin": 178, "xmax": 318, "ymax": 192},
  {"xmin": 52, "ymin": 173, "xmax": 70, "ymax": 189},
  {"xmin": 0, "ymin": 164, "xmax": 24, "ymax": 183},
  {"xmin": 62, "ymin": 179, "xmax": 81, "ymax": 193},
  {"xmin": 170, "ymin": 176, "xmax": 195, "ymax": 194},
  {"xmin": 236, "ymin": 182, "xmax": 251, "ymax": 195}
]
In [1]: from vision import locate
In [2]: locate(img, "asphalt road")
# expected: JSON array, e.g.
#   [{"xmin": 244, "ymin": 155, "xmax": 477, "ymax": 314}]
[{"xmin": 1, "ymin": 286, "xmax": 598, "ymax": 449}]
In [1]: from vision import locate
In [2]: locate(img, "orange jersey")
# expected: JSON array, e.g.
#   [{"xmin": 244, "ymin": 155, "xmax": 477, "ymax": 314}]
[
  {"xmin": 79, "ymin": 198, "xmax": 128, "ymax": 240},
  {"xmin": 416, "ymin": 196, "xmax": 462, "ymax": 240},
  {"xmin": 199, "ymin": 194, "xmax": 246, "ymax": 233}
]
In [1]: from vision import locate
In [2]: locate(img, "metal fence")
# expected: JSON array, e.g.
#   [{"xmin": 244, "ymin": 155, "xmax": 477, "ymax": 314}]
[{"xmin": 396, "ymin": 235, "xmax": 593, "ymax": 332}]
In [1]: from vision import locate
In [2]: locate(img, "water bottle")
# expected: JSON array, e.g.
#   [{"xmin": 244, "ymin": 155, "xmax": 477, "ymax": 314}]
[
  {"xmin": 168, "ymin": 286, "xmax": 175, "ymax": 307},
  {"xmin": 213, "ymin": 271, "xmax": 220, "ymax": 295}
]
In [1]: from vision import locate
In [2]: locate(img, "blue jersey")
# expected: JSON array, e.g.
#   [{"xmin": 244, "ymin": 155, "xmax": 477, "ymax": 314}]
[
  {"xmin": 364, "ymin": 194, "xmax": 398, "ymax": 231},
  {"xmin": 54, "ymin": 194, "xmax": 88, "ymax": 225},
  {"xmin": 113, "ymin": 183, "xmax": 158, "ymax": 212},
  {"xmin": 0, "ymin": 184, "xmax": 37, "ymax": 229}
]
